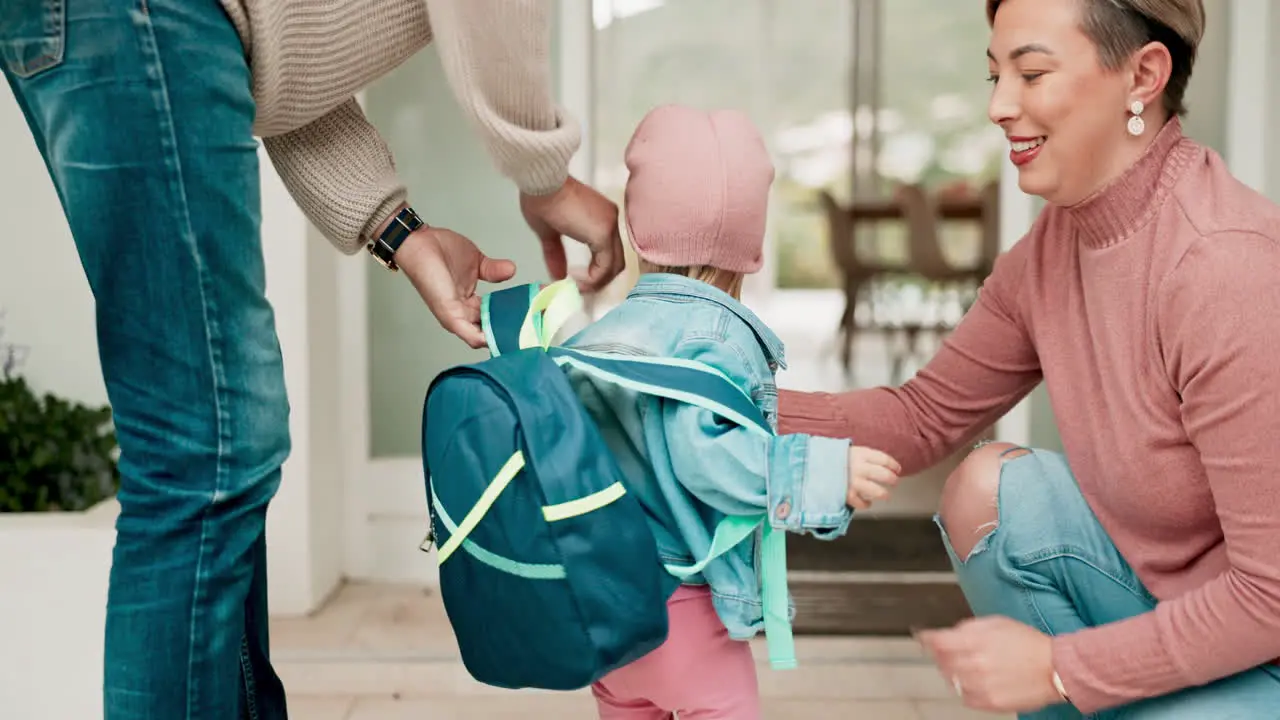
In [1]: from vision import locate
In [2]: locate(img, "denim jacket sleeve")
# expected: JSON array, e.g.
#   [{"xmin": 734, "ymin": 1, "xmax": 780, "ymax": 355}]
[{"xmin": 660, "ymin": 338, "xmax": 854, "ymax": 540}]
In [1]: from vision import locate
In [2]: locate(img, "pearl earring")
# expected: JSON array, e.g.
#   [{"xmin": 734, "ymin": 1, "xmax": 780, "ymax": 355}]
[{"xmin": 1127, "ymin": 100, "xmax": 1145, "ymax": 136}]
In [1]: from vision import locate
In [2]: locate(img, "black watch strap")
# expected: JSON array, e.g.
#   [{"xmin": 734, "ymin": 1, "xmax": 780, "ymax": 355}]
[{"xmin": 367, "ymin": 206, "xmax": 424, "ymax": 271}]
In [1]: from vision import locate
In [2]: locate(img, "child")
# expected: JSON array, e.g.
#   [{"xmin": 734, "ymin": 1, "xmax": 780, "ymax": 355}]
[{"xmin": 561, "ymin": 104, "xmax": 902, "ymax": 719}]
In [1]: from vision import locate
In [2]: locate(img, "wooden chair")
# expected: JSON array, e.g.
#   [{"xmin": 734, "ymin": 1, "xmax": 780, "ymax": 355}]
[
  {"xmin": 820, "ymin": 181, "xmax": 1003, "ymax": 381},
  {"xmin": 819, "ymin": 190, "xmax": 899, "ymax": 372}
]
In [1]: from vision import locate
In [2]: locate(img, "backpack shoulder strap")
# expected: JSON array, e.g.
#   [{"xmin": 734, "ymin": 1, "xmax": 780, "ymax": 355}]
[
  {"xmin": 480, "ymin": 282, "xmax": 542, "ymax": 357},
  {"xmin": 547, "ymin": 347, "xmax": 772, "ymax": 436}
]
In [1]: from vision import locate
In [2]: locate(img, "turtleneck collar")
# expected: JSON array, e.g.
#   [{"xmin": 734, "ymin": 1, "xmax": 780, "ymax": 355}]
[{"xmin": 1063, "ymin": 116, "xmax": 1197, "ymax": 249}]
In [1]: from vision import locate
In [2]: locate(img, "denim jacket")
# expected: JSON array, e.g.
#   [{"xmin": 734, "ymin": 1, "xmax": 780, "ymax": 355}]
[{"xmin": 561, "ymin": 274, "xmax": 853, "ymax": 640}]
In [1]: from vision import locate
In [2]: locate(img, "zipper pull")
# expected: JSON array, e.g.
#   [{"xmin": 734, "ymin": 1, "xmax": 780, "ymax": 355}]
[{"xmin": 418, "ymin": 515, "xmax": 436, "ymax": 553}]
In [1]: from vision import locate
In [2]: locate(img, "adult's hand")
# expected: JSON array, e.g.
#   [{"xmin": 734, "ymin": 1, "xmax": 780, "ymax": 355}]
[
  {"xmin": 915, "ymin": 616, "xmax": 1064, "ymax": 714},
  {"xmin": 394, "ymin": 226, "xmax": 517, "ymax": 349},
  {"xmin": 520, "ymin": 176, "xmax": 625, "ymax": 292}
]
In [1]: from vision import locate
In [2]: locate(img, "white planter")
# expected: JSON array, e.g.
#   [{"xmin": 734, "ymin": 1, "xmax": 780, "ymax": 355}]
[{"xmin": 0, "ymin": 497, "xmax": 117, "ymax": 719}]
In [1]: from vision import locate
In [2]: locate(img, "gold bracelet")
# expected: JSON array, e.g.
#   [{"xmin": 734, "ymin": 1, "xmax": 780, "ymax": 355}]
[{"xmin": 1052, "ymin": 671, "xmax": 1071, "ymax": 703}]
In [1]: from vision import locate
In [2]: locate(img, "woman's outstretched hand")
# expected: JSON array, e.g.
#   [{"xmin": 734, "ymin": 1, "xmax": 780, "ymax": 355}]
[
  {"xmin": 915, "ymin": 616, "xmax": 1065, "ymax": 714},
  {"xmin": 395, "ymin": 226, "xmax": 517, "ymax": 349},
  {"xmin": 520, "ymin": 176, "xmax": 625, "ymax": 293}
]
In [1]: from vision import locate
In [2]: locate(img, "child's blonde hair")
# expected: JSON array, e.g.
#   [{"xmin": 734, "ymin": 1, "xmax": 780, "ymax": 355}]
[{"xmin": 636, "ymin": 260, "xmax": 744, "ymax": 300}]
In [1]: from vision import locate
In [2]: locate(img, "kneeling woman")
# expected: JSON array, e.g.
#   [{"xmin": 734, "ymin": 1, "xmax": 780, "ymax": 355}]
[{"xmin": 780, "ymin": 0, "xmax": 1280, "ymax": 717}]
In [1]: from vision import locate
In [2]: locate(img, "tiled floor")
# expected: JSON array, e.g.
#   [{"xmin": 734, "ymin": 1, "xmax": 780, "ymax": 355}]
[{"xmin": 272, "ymin": 582, "xmax": 1012, "ymax": 719}]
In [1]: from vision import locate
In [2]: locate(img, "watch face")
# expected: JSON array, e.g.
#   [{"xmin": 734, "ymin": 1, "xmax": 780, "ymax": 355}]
[{"xmin": 368, "ymin": 240, "xmax": 399, "ymax": 271}]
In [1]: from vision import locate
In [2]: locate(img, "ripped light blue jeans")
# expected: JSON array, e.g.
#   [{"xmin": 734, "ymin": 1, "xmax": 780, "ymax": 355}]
[
  {"xmin": 3, "ymin": 0, "xmax": 290, "ymax": 717},
  {"xmin": 938, "ymin": 448, "xmax": 1280, "ymax": 719}
]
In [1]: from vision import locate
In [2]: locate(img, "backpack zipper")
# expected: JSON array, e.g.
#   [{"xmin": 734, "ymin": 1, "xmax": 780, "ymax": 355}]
[{"xmin": 419, "ymin": 511, "xmax": 436, "ymax": 553}]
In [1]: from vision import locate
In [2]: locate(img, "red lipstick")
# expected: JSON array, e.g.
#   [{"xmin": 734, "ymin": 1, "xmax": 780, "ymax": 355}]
[{"xmin": 1008, "ymin": 135, "xmax": 1045, "ymax": 167}]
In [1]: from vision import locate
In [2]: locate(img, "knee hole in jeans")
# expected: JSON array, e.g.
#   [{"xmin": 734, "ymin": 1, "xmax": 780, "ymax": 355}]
[{"xmin": 939, "ymin": 442, "xmax": 1031, "ymax": 561}]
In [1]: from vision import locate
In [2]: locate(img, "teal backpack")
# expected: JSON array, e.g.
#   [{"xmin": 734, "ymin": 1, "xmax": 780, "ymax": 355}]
[{"xmin": 420, "ymin": 280, "xmax": 794, "ymax": 691}]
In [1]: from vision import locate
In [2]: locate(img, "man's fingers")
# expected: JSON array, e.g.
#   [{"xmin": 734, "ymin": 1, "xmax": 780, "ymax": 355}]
[
  {"xmin": 539, "ymin": 233, "xmax": 568, "ymax": 280},
  {"xmin": 846, "ymin": 492, "xmax": 871, "ymax": 511},
  {"xmin": 578, "ymin": 225, "xmax": 625, "ymax": 293},
  {"xmin": 462, "ymin": 297, "xmax": 481, "ymax": 324},
  {"xmin": 479, "ymin": 256, "xmax": 518, "ymax": 284},
  {"xmin": 439, "ymin": 312, "xmax": 486, "ymax": 349},
  {"xmin": 608, "ymin": 227, "xmax": 626, "ymax": 279},
  {"xmin": 580, "ymin": 243, "xmax": 617, "ymax": 292}
]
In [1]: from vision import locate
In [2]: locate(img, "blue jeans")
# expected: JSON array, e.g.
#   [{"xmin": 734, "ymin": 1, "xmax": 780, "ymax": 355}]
[
  {"xmin": 2, "ymin": 0, "xmax": 290, "ymax": 717},
  {"xmin": 938, "ymin": 448, "xmax": 1280, "ymax": 719}
]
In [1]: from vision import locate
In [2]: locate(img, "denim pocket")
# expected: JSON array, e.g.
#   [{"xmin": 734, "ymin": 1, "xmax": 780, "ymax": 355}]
[{"xmin": 0, "ymin": 0, "xmax": 66, "ymax": 79}]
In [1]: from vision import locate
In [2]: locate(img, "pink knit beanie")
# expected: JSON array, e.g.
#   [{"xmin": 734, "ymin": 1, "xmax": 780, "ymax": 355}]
[{"xmin": 623, "ymin": 105, "xmax": 775, "ymax": 274}]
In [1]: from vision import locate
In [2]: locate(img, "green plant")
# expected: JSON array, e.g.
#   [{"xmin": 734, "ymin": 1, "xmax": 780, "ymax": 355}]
[{"xmin": 0, "ymin": 317, "xmax": 119, "ymax": 513}]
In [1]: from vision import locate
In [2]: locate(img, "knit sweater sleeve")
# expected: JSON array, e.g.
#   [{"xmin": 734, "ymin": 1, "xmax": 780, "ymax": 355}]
[
  {"xmin": 777, "ymin": 238, "xmax": 1043, "ymax": 473},
  {"xmin": 1050, "ymin": 230, "xmax": 1280, "ymax": 713},
  {"xmin": 424, "ymin": 0, "xmax": 581, "ymax": 196},
  {"xmin": 262, "ymin": 98, "xmax": 406, "ymax": 254}
]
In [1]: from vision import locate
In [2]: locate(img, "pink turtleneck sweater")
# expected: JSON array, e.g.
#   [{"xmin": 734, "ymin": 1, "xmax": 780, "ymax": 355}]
[{"xmin": 779, "ymin": 118, "xmax": 1280, "ymax": 713}]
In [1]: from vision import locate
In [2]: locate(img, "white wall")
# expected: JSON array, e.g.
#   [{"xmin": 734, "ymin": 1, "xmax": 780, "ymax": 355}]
[
  {"xmin": 1271, "ymin": 3, "xmax": 1280, "ymax": 202},
  {"xmin": 0, "ymin": 88, "xmax": 341, "ymax": 616},
  {"xmin": 0, "ymin": 93, "xmax": 105, "ymax": 407},
  {"xmin": 1182, "ymin": 0, "xmax": 1231, "ymax": 156},
  {"xmin": 1224, "ymin": 0, "xmax": 1269, "ymax": 192},
  {"xmin": 256, "ymin": 158, "xmax": 346, "ymax": 616}
]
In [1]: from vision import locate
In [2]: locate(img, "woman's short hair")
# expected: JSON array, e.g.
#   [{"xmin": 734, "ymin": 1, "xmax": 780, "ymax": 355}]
[{"xmin": 986, "ymin": 0, "xmax": 1205, "ymax": 117}]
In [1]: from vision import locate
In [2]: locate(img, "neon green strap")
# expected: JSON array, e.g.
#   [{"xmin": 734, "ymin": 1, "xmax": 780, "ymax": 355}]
[
  {"xmin": 542, "ymin": 482, "xmax": 628, "ymax": 522},
  {"xmin": 663, "ymin": 514, "xmax": 796, "ymax": 669},
  {"xmin": 436, "ymin": 457, "xmax": 629, "ymax": 559},
  {"xmin": 431, "ymin": 482, "xmax": 567, "ymax": 580},
  {"xmin": 759, "ymin": 525, "xmax": 794, "ymax": 668},
  {"xmin": 479, "ymin": 293, "xmax": 500, "ymax": 357},
  {"xmin": 520, "ymin": 280, "xmax": 582, "ymax": 350},
  {"xmin": 663, "ymin": 514, "xmax": 763, "ymax": 578},
  {"xmin": 436, "ymin": 451, "xmax": 526, "ymax": 564}
]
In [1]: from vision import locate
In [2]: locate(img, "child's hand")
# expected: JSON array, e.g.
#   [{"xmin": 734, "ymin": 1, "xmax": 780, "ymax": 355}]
[{"xmin": 847, "ymin": 446, "xmax": 903, "ymax": 510}]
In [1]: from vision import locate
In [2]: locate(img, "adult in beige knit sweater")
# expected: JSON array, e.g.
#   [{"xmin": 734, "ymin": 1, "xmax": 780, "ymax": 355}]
[
  {"xmin": 0, "ymin": 0, "xmax": 618, "ymax": 717},
  {"xmin": 237, "ymin": 0, "xmax": 624, "ymax": 348}
]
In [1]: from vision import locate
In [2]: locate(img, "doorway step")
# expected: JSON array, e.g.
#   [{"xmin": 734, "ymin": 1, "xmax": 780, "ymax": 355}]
[{"xmin": 787, "ymin": 515, "xmax": 972, "ymax": 636}]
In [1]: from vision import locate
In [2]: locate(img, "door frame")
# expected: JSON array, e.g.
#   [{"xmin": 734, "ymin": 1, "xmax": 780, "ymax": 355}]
[{"xmin": 336, "ymin": 0, "xmax": 599, "ymax": 587}]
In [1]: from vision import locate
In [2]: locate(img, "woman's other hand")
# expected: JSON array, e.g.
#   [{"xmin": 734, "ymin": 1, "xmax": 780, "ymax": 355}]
[
  {"xmin": 916, "ymin": 616, "xmax": 1065, "ymax": 714},
  {"xmin": 846, "ymin": 446, "xmax": 902, "ymax": 510},
  {"xmin": 395, "ymin": 226, "xmax": 516, "ymax": 349},
  {"xmin": 520, "ymin": 176, "xmax": 625, "ymax": 293}
]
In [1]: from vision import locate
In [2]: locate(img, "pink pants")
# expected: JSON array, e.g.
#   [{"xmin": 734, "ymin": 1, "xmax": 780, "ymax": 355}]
[{"xmin": 591, "ymin": 585, "xmax": 760, "ymax": 719}]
